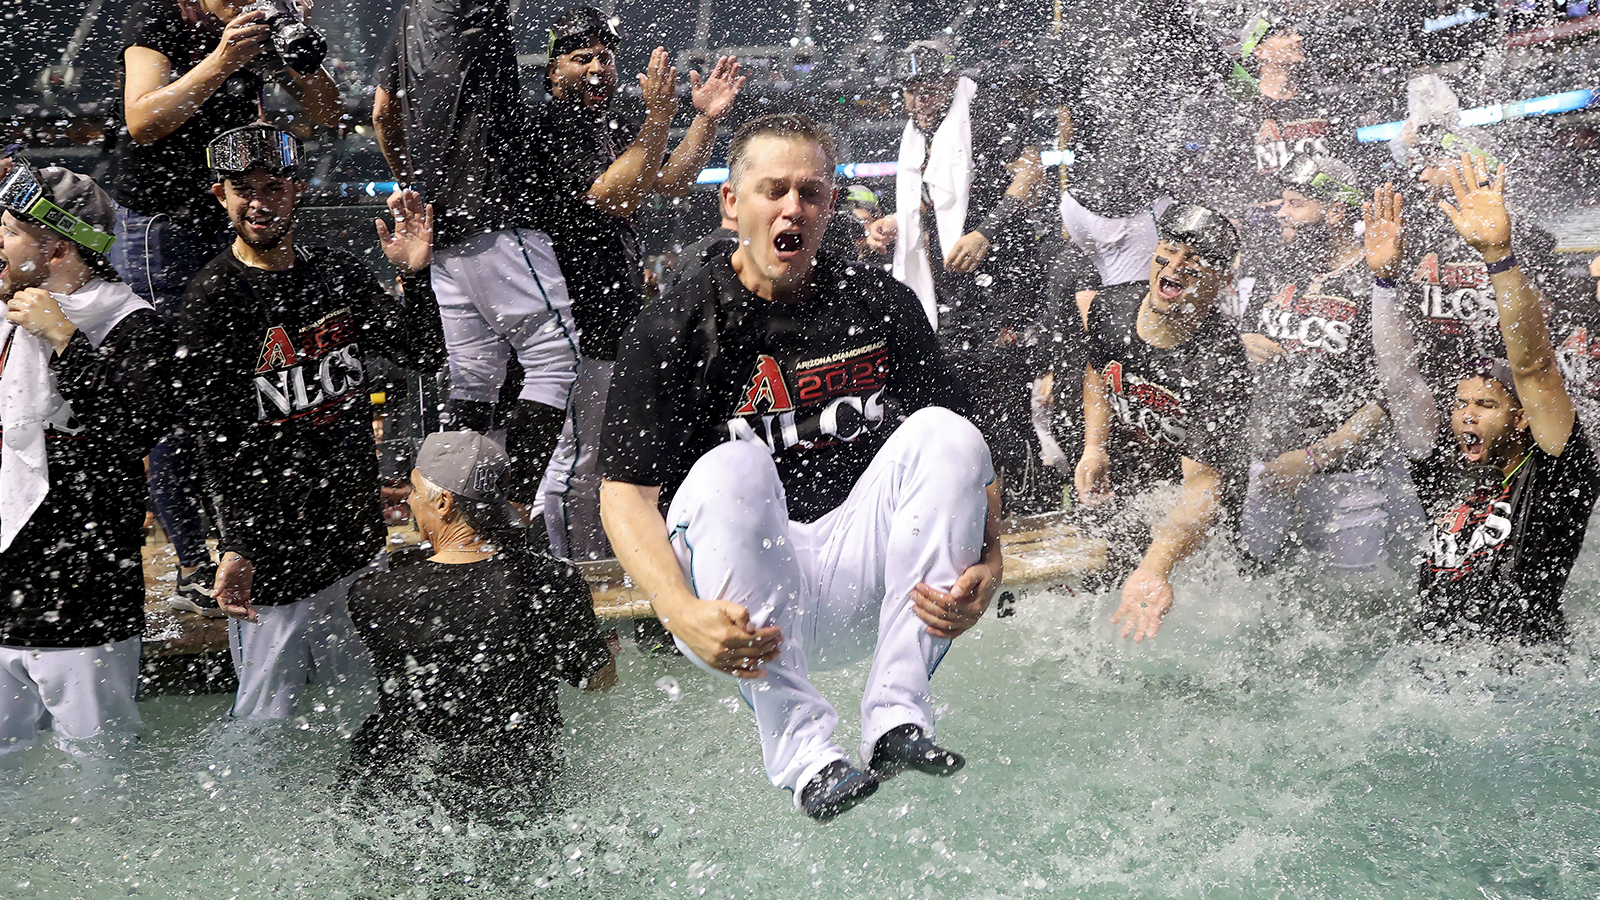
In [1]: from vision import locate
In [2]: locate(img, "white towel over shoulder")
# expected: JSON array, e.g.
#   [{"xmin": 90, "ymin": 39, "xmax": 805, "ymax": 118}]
[
  {"xmin": 1, "ymin": 279, "xmax": 151, "ymax": 551},
  {"xmin": 893, "ymin": 75, "xmax": 978, "ymax": 330}
]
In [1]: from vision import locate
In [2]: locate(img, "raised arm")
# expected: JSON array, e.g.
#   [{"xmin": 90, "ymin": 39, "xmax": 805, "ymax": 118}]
[
  {"xmin": 280, "ymin": 65, "xmax": 344, "ymax": 130},
  {"xmin": 1365, "ymin": 182, "xmax": 1439, "ymax": 457},
  {"xmin": 1439, "ymin": 155, "xmax": 1575, "ymax": 455},
  {"xmin": 654, "ymin": 56, "xmax": 744, "ymax": 197},
  {"xmin": 586, "ymin": 47, "xmax": 677, "ymax": 216},
  {"xmin": 944, "ymin": 144, "xmax": 1042, "ymax": 274}
]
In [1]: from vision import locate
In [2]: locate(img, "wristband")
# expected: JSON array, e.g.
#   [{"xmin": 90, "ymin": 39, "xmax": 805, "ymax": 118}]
[
  {"xmin": 1305, "ymin": 446, "xmax": 1322, "ymax": 473},
  {"xmin": 1373, "ymin": 276, "xmax": 1395, "ymax": 289},
  {"xmin": 1484, "ymin": 253, "xmax": 1518, "ymax": 275},
  {"xmin": 975, "ymin": 194, "xmax": 1025, "ymax": 243}
]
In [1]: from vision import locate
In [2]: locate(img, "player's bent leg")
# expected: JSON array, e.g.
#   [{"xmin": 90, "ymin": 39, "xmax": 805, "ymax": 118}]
[
  {"xmin": 28, "ymin": 638, "xmax": 143, "ymax": 754},
  {"xmin": 228, "ymin": 598, "xmax": 317, "ymax": 720},
  {"xmin": 666, "ymin": 439, "xmax": 853, "ymax": 798},
  {"xmin": 0, "ymin": 646, "xmax": 48, "ymax": 754},
  {"xmin": 803, "ymin": 406, "xmax": 992, "ymax": 766},
  {"xmin": 1298, "ymin": 472, "xmax": 1391, "ymax": 573},
  {"xmin": 501, "ymin": 228, "xmax": 579, "ymax": 412}
]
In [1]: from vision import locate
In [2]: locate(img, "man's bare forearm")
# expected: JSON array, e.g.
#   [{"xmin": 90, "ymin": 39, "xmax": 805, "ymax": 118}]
[
  {"xmin": 372, "ymin": 87, "xmax": 412, "ymax": 180},
  {"xmin": 599, "ymin": 480, "xmax": 698, "ymax": 620},
  {"xmin": 587, "ymin": 113, "xmax": 674, "ymax": 216},
  {"xmin": 1139, "ymin": 461, "xmax": 1221, "ymax": 578},
  {"xmin": 656, "ymin": 115, "xmax": 720, "ymax": 197}
]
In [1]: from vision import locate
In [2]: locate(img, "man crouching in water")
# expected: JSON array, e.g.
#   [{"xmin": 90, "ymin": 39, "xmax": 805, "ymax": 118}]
[
  {"xmin": 1367, "ymin": 159, "xmax": 1600, "ymax": 644},
  {"xmin": 599, "ymin": 114, "xmax": 1002, "ymax": 821},
  {"xmin": 1074, "ymin": 203, "xmax": 1252, "ymax": 642}
]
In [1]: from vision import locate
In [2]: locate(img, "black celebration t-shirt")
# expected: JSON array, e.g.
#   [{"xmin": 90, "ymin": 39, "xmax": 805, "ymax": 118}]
[
  {"xmin": 1084, "ymin": 281, "xmax": 1252, "ymax": 508},
  {"xmin": 602, "ymin": 249, "xmax": 971, "ymax": 522},
  {"xmin": 1410, "ymin": 425, "xmax": 1600, "ymax": 643},
  {"xmin": 1243, "ymin": 261, "xmax": 1380, "ymax": 463}
]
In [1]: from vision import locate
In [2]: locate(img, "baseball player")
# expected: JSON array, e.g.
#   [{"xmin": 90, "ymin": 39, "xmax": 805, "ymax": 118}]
[
  {"xmin": 600, "ymin": 114, "xmax": 1002, "ymax": 821},
  {"xmin": 374, "ymin": 0, "xmax": 576, "ymax": 504}
]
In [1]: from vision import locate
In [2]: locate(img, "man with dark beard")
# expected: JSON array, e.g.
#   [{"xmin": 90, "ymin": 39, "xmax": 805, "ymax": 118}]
[
  {"xmin": 531, "ymin": 7, "xmax": 744, "ymax": 559},
  {"xmin": 178, "ymin": 125, "xmax": 444, "ymax": 720},
  {"xmin": 1238, "ymin": 154, "xmax": 1421, "ymax": 573}
]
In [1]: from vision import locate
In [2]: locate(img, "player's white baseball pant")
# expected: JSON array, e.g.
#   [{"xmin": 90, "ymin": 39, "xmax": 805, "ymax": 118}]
[
  {"xmin": 665, "ymin": 406, "xmax": 993, "ymax": 801},
  {"xmin": 541, "ymin": 357, "xmax": 613, "ymax": 560},
  {"xmin": 0, "ymin": 637, "xmax": 142, "ymax": 755},
  {"xmin": 227, "ymin": 559, "xmax": 380, "ymax": 721},
  {"xmin": 431, "ymin": 227, "xmax": 580, "ymax": 409},
  {"xmin": 1242, "ymin": 453, "xmax": 1423, "ymax": 572}
]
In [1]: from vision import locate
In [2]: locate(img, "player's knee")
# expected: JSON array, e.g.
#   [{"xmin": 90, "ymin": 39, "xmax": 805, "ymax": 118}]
[
  {"xmin": 676, "ymin": 440, "xmax": 787, "ymax": 524},
  {"xmin": 446, "ymin": 355, "xmax": 507, "ymax": 404},
  {"xmin": 901, "ymin": 407, "xmax": 991, "ymax": 472}
]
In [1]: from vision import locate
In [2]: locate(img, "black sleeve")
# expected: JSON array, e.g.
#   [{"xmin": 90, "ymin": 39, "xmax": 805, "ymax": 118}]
[
  {"xmin": 600, "ymin": 298, "xmax": 690, "ymax": 487},
  {"xmin": 174, "ymin": 267, "xmax": 276, "ymax": 562},
  {"xmin": 123, "ymin": 0, "xmax": 183, "ymax": 57},
  {"xmin": 342, "ymin": 255, "xmax": 445, "ymax": 374},
  {"xmin": 539, "ymin": 558, "xmax": 612, "ymax": 686},
  {"xmin": 883, "ymin": 275, "xmax": 972, "ymax": 417},
  {"xmin": 48, "ymin": 308, "xmax": 178, "ymax": 457}
]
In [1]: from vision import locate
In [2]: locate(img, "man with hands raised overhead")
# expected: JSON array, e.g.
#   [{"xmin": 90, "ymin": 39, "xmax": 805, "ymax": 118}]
[{"xmin": 1366, "ymin": 157, "xmax": 1600, "ymax": 644}]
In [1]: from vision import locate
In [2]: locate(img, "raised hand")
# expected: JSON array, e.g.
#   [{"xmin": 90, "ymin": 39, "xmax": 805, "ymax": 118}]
[
  {"xmin": 1438, "ymin": 152, "xmax": 1512, "ymax": 260},
  {"xmin": 1363, "ymin": 182, "xmax": 1405, "ymax": 281},
  {"xmin": 637, "ymin": 46, "xmax": 679, "ymax": 121},
  {"xmin": 376, "ymin": 188, "xmax": 433, "ymax": 273},
  {"xmin": 690, "ymin": 55, "xmax": 744, "ymax": 123}
]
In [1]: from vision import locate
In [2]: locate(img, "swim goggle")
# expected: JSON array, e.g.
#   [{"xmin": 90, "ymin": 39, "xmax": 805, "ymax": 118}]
[
  {"xmin": 207, "ymin": 124, "xmax": 303, "ymax": 178},
  {"xmin": 1155, "ymin": 202, "xmax": 1240, "ymax": 268},
  {"xmin": 1278, "ymin": 153, "xmax": 1364, "ymax": 207},
  {"xmin": 0, "ymin": 157, "xmax": 114, "ymax": 255}
]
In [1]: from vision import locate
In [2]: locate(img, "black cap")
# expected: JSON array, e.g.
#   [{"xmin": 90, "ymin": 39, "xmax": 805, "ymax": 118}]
[
  {"xmin": 548, "ymin": 6, "xmax": 620, "ymax": 59},
  {"xmin": 1155, "ymin": 202, "xmax": 1240, "ymax": 268},
  {"xmin": 893, "ymin": 40, "xmax": 956, "ymax": 84}
]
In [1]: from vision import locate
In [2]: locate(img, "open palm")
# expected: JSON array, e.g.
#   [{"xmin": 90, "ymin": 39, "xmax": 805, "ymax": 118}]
[
  {"xmin": 1438, "ymin": 153, "xmax": 1512, "ymax": 255},
  {"xmin": 377, "ymin": 188, "xmax": 433, "ymax": 273},
  {"xmin": 690, "ymin": 55, "xmax": 745, "ymax": 122},
  {"xmin": 1362, "ymin": 182, "xmax": 1404, "ymax": 281}
]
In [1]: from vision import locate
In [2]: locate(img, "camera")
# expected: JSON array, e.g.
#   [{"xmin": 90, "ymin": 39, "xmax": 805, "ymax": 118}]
[{"xmin": 240, "ymin": 0, "xmax": 327, "ymax": 74}]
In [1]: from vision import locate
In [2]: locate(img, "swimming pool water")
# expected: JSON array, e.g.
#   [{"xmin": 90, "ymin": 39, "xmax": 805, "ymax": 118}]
[{"xmin": 4, "ymin": 538, "xmax": 1600, "ymax": 899}]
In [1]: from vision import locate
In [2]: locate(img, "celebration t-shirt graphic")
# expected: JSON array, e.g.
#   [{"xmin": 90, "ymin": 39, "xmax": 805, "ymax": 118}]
[
  {"xmin": 250, "ymin": 307, "xmax": 365, "ymax": 426},
  {"xmin": 731, "ymin": 343, "xmax": 890, "ymax": 452}
]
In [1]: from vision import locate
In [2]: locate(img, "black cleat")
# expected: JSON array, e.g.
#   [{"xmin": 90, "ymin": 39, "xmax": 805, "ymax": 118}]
[
  {"xmin": 868, "ymin": 724, "xmax": 964, "ymax": 779},
  {"xmin": 800, "ymin": 760, "xmax": 878, "ymax": 822}
]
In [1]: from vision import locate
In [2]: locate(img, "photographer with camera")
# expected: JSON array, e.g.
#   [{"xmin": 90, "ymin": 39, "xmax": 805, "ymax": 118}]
[{"xmin": 116, "ymin": 0, "xmax": 342, "ymax": 609}]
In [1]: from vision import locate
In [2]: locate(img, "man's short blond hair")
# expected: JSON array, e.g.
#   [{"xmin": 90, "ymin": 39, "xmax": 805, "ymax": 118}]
[{"xmin": 726, "ymin": 113, "xmax": 838, "ymax": 193}]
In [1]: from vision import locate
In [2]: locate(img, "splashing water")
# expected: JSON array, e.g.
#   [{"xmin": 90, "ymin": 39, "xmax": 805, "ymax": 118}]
[{"xmin": 4, "ymin": 532, "xmax": 1600, "ymax": 899}]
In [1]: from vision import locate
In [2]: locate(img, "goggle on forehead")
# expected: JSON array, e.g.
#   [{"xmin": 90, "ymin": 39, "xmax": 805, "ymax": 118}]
[
  {"xmin": 207, "ymin": 126, "xmax": 303, "ymax": 177},
  {"xmin": 1156, "ymin": 203, "xmax": 1239, "ymax": 268},
  {"xmin": 1279, "ymin": 155, "xmax": 1363, "ymax": 207},
  {"xmin": 0, "ymin": 159, "xmax": 114, "ymax": 255}
]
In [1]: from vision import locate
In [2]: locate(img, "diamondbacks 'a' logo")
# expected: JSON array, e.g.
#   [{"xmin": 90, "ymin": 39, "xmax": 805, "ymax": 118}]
[
  {"xmin": 256, "ymin": 325, "xmax": 299, "ymax": 373},
  {"xmin": 735, "ymin": 354, "xmax": 794, "ymax": 415}
]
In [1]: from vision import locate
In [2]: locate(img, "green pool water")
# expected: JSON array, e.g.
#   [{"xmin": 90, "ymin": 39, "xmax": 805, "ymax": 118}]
[{"xmin": 4, "ymin": 542, "xmax": 1600, "ymax": 899}]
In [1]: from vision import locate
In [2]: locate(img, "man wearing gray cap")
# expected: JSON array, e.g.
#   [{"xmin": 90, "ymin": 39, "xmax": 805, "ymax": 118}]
[
  {"xmin": 0, "ymin": 159, "xmax": 176, "ymax": 756},
  {"xmin": 343, "ymin": 430, "xmax": 614, "ymax": 818}
]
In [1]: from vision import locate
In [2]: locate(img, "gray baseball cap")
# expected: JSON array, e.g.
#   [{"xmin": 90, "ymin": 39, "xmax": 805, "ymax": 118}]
[{"xmin": 416, "ymin": 431, "xmax": 524, "ymax": 532}]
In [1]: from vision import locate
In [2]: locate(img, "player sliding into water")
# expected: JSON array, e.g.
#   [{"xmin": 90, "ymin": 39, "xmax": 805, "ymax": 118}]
[
  {"xmin": 1368, "ymin": 156, "xmax": 1600, "ymax": 644},
  {"xmin": 600, "ymin": 114, "xmax": 1002, "ymax": 821}
]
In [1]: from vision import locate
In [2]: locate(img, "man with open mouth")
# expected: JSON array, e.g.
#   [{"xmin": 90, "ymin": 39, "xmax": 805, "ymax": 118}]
[
  {"xmin": 530, "ymin": 6, "xmax": 744, "ymax": 561},
  {"xmin": 600, "ymin": 114, "xmax": 1001, "ymax": 822},
  {"xmin": 1075, "ymin": 202, "xmax": 1252, "ymax": 643},
  {"xmin": 1370, "ymin": 157, "xmax": 1600, "ymax": 645}
]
